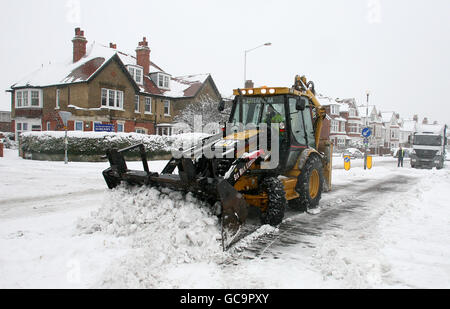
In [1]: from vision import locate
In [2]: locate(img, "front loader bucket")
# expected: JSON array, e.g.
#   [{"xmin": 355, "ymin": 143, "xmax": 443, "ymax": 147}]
[{"xmin": 217, "ymin": 180, "xmax": 249, "ymax": 250}]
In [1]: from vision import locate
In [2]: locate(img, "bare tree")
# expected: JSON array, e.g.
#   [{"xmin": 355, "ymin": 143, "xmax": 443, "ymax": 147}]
[{"xmin": 174, "ymin": 94, "xmax": 231, "ymax": 133}]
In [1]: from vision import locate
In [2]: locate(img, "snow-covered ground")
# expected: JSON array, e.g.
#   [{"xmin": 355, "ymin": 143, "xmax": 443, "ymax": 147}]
[{"xmin": 1, "ymin": 149, "xmax": 449, "ymax": 288}]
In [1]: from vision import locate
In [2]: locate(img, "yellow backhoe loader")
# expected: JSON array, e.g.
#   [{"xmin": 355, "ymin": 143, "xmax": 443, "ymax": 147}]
[{"xmin": 102, "ymin": 75, "xmax": 333, "ymax": 249}]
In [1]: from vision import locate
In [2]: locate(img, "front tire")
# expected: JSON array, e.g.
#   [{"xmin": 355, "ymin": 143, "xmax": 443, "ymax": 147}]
[
  {"xmin": 260, "ymin": 177, "xmax": 287, "ymax": 226},
  {"xmin": 290, "ymin": 155, "xmax": 324, "ymax": 211}
]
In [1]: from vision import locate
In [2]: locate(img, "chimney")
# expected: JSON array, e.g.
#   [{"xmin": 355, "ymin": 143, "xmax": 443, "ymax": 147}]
[
  {"xmin": 109, "ymin": 43, "xmax": 117, "ymax": 49},
  {"xmin": 422, "ymin": 117, "xmax": 428, "ymax": 125},
  {"xmin": 136, "ymin": 37, "xmax": 151, "ymax": 76},
  {"xmin": 413, "ymin": 114, "xmax": 418, "ymax": 122},
  {"xmin": 72, "ymin": 27, "xmax": 88, "ymax": 63},
  {"xmin": 245, "ymin": 80, "xmax": 254, "ymax": 88}
]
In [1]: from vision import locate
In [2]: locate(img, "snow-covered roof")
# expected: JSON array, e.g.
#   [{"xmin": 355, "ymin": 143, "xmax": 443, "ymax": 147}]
[
  {"xmin": 12, "ymin": 43, "xmax": 131, "ymax": 88},
  {"xmin": 357, "ymin": 105, "xmax": 376, "ymax": 118},
  {"xmin": 401, "ymin": 120, "xmax": 417, "ymax": 132},
  {"xmin": 316, "ymin": 95, "xmax": 336, "ymax": 106},
  {"xmin": 161, "ymin": 74, "xmax": 211, "ymax": 98},
  {"xmin": 380, "ymin": 111, "xmax": 395, "ymax": 123},
  {"xmin": 10, "ymin": 42, "xmax": 211, "ymax": 100}
]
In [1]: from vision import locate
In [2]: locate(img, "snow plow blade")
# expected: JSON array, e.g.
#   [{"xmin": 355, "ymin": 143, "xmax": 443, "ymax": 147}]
[
  {"xmin": 217, "ymin": 180, "xmax": 249, "ymax": 250},
  {"xmin": 102, "ymin": 143, "xmax": 249, "ymax": 250}
]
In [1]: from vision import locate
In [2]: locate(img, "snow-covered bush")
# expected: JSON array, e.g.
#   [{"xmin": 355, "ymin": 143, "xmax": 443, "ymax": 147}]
[{"xmin": 20, "ymin": 131, "xmax": 210, "ymax": 157}]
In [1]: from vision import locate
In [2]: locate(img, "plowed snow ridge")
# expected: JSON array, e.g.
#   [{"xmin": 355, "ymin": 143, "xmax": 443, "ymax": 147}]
[{"xmin": 77, "ymin": 185, "xmax": 225, "ymax": 288}]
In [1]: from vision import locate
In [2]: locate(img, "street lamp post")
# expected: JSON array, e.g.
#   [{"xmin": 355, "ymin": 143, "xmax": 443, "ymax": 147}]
[
  {"xmin": 244, "ymin": 42, "xmax": 272, "ymax": 86},
  {"xmin": 364, "ymin": 90, "xmax": 370, "ymax": 170}
]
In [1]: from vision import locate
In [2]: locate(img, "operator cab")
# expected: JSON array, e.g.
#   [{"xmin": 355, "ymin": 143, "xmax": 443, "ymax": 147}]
[{"xmin": 230, "ymin": 88, "xmax": 319, "ymax": 172}]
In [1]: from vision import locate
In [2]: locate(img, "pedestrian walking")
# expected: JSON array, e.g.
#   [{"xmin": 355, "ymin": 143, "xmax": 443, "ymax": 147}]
[{"xmin": 397, "ymin": 146, "xmax": 405, "ymax": 167}]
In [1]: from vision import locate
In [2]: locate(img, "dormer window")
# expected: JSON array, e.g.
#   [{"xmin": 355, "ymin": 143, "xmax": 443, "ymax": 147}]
[
  {"xmin": 127, "ymin": 65, "xmax": 143, "ymax": 85},
  {"xmin": 158, "ymin": 73, "xmax": 170, "ymax": 89},
  {"xmin": 330, "ymin": 104, "xmax": 340, "ymax": 115}
]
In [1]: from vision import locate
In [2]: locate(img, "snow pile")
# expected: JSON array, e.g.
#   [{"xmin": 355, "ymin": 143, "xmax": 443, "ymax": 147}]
[{"xmin": 77, "ymin": 185, "xmax": 224, "ymax": 288}]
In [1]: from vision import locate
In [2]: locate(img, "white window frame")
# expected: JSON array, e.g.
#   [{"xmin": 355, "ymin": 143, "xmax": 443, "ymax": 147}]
[
  {"xmin": 158, "ymin": 73, "xmax": 170, "ymax": 89},
  {"xmin": 56, "ymin": 89, "xmax": 60, "ymax": 109},
  {"xmin": 116, "ymin": 121, "xmax": 125, "ymax": 133},
  {"xmin": 163, "ymin": 100, "xmax": 171, "ymax": 116},
  {"xmin": 135, "ymin": 127, "xmax": 147, "ymax": 134},
  {"xmin": 46, "ymin": 121, "xmax": 51, "ymax": 131},
  {"xmin": 144, "ymin": 97, "xmax": 152, "ymax": 114},
  {"xmin": 128, "ymin": 66, "xmax": 143, "ymax": 85},
  {"xmin": 330, "ymin": 119, "xmax": 339, "ymax": 133},
  {"xmin": 101, "ymin": 88, "xmax": 124, "ymax": 110},
  {"xmin": 330, "ymin": 105, "xmax": 339, "ymax": 115},
  {"xmin": 15, "ymin": 89, "xmax": 42, "ymax": 108},
  {"xmin": 135, "ymin": 95, "xmax": 140, "ymax": 113},
  {"xmin": 75, "ymin": 121, "xmax": 84, "ymax": 131}
]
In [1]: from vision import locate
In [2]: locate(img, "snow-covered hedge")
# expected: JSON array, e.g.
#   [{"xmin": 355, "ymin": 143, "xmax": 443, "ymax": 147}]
[{"xmin": 20, "ymin": 131, "xmax": 210, "ymax": 157}]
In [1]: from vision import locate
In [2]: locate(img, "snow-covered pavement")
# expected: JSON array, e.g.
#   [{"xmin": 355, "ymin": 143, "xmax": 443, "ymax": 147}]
[{"xmin": 0, "ymin": 149, "xmax": 449, "ymax": 288}]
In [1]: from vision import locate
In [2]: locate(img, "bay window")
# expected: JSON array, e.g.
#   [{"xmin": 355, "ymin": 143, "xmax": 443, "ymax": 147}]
[{"xmin": 15, "ymin": 89, "xmax": 42, "ymax": 108}]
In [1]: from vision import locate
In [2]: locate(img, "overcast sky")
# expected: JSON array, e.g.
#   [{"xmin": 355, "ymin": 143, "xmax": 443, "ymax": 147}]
[{"xmin": 1, "ymin": 0, "xmax": 449, "ymax": 125}]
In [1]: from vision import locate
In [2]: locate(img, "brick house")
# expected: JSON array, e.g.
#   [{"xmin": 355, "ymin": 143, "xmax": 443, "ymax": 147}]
[
  {"xmin": 0, "ymin": 111, "xmax": 11, "ymax": 132},
  {"xmin": 380, "ymin": 111, "xmax": 400, "ymax": 149},
  {"xmin": 336, "ymin": 98, "xmax": 363, "ymax": 147},
  {"xmin": 8, "ymin": 28, "xmax": 222, "ymax": 140},
  {"xmin": 318, "ymin": 95, "xmax": 349, "ymax": 149}
]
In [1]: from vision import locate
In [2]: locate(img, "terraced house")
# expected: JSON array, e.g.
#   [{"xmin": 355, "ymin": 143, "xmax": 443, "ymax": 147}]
[{"xmin": 8, "ymin": 28, "xmax": 222, "ymax": 140}]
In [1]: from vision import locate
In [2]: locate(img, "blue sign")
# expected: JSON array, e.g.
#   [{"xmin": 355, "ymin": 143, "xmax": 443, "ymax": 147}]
[
  {"xmin": 362, "ymin": 127, "xmax": 372, "ymax": 138},
  {"xmin": 344, "ymin": 157, "xmax": 351, "ymax": 163},
  {"xmin": 94, "ymin": 124, "xmax": 115, "ymax": 132}
]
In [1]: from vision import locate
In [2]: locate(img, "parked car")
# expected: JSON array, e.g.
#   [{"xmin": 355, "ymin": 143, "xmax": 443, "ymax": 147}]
[{"xmin": 342, "ymin": 148, "xmax": 364, "ymax": 159}]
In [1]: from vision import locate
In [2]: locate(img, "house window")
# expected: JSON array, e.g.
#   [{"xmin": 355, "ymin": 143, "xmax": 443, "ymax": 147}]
[
  {"xmin": 101, "ymin": 88, "xmax": 123, "ymax": 109},
  {"xmin": 164, "ymin": 100, "xmax": 170, "ymax": 116},
  {"xmin": 16, "ymin": 89, "xmax": 41, "ymax": 108},
  {"xmin": 128, "ymin": 66, "xmax": 143, "ymax": 84},
  {"xmin": 23, "ymin": 123, "xmax": 28, "ymax": 131},
  {"xmin": 75, "ymin": 121, "xmax": 83, "ymax": 131},
  {"xmin": 109, "ymin": 90, "xmax": 116, "ymax": 107},
  {"xmin": 32, "ymin": 125, "xmax": 41, "ymax": 131},
  {"xmin": 331, "ymin": 119, "xmax": 339, "ymax": 133},
  {"xmin": 16, "ymin": 91, "xmax": 22, "ymax": 107},
  {"xmin": 46, "ymin": 122, "xmax": 51, "ymax": 131},
  {"xmin": 117, "ymin": 122, "xmax": 124, "ymax": 133},
  {"xmin": 135, "ymin": 95, "xmax": 140, "ymax": 113},
  {"xmin": 56, "ymin": 89, "xmax": 60, "ymax": 109},
  {"xmin": 145, "ymin": 97, "xmax": 152, "ymax": 114},
  {"xmin": 135, "ymin": 128, "xmax": 147, "ymax": 134},
  {"xmin": 17, "ymin": 123, "xmax": 22, "ymax": 131},
  {"xmin": 31, "ymin": 91, "xmax": 40, "ymax": 107},
  {"xmin": 330, "ymin": 105, "xmax": 339, "ymax": 115},
  {"xmin": 158, "ymin": 74, "xmax": 170, "ymax": 89},
  {"xmin": 349, "ymin": 108, "xmax": 356, "ymax": 117}
]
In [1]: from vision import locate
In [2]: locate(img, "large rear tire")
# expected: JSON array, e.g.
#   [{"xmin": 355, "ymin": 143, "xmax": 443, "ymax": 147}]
[
  {"xmin": 260, "ymin": 177, "xmax": 287, "ymax": 226},
  {"xmin": 290, "ymin": 155, "xmax": 324, "ymax": 211}
]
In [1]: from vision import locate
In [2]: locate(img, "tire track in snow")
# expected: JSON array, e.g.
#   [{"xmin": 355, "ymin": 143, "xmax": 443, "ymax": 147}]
[{"xmin": 234, "ymin": 174, "xmax": 418, "ymax": 259}]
